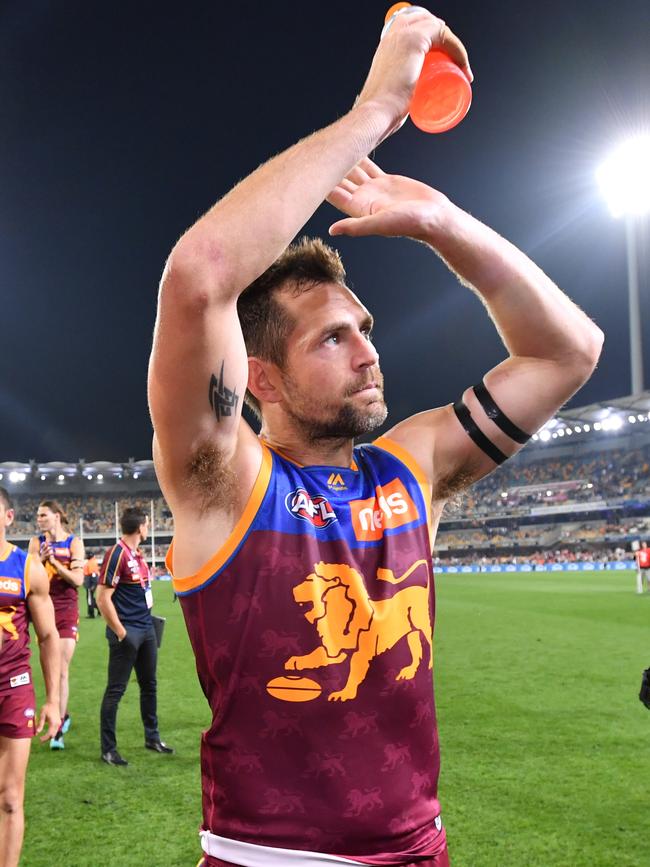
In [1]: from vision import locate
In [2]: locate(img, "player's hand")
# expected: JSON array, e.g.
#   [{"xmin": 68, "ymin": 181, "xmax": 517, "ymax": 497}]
[
  {"xmin": 39, "ymin": 542, "xmax": 53, "ymax": 563},
  {"xmin": 328, "ymin": 157, "xmax": 450, "ymax": 241},
  {"xmin": 355, "ymin": 8, "xmax": 471, "ymax": 140},
  {"xmin": 37, "ymin": 701, "xmax": 61, "ymax": 742}
]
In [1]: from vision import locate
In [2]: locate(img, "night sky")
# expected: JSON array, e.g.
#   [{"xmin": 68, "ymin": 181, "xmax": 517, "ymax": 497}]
[{"xmin": 1, "ymin": 0, "xmax": 648, "ymax": 462}]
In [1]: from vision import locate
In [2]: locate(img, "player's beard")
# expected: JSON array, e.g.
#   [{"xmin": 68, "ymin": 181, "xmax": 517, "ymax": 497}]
[{"xmin": 281, "ymin": 370, "xmax": 388, "ymax": 443}]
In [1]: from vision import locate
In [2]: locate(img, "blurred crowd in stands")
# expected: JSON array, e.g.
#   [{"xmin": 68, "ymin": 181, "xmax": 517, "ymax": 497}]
[
  {"xmin": 461, "ymin": 444, "xmax": 650, "ymax": 514},
  {"xmin": 6, "ymin": 442, "xmax": 650, "ymax": 569},
  {"xmin": 10, "ymin": 494, "xmax": 173, "ymax": 536}
]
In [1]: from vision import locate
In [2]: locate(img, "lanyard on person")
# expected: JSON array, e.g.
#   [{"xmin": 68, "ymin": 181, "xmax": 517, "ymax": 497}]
[{"xmin": 118, "ymin": 539, "xmax": 151, "ymax": 591}]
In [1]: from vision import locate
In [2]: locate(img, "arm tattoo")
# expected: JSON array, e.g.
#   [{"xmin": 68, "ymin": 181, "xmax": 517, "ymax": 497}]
[{"xmin": 209, "ymin": 361, "xmax": 240, "ymax": 422}]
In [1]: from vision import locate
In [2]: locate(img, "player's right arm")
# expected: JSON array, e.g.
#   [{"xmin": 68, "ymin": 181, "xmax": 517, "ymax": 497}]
[
  {"xmin": 148, "ymin": 12, "xmax": 470, "ymax": 514},
  {"xmin": 26, "ymin": 557, "xmax": 61, "ymax": 741}
]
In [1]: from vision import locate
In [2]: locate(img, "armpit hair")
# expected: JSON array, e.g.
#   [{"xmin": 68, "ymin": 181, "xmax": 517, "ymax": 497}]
[
  {"xmin": 184, "ymin": 440, "xmax": 237, "ymax": 514},
  {"xmin": 433, "ymin": 467, "xmax": 477, "ymax": 509}
]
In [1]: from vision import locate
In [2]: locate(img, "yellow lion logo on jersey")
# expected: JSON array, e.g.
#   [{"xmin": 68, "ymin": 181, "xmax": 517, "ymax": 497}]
[
  {"xmin": 285, "ymin": 560, "xmax": 432, "ymax": 702},
  {"xmin": 0, "ymin": 608, "xmax": 19, "ymax": 641}
]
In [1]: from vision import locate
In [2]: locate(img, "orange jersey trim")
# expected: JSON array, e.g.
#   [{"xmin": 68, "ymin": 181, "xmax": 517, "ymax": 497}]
[
  {"xmin": 262, "ymin": 439, "xmax": 359, "ymax": 472},
  {"xmin": 169, "ymin": 443, "xmax": 273, "ymax": 594},
  {"xmin": 372, "ymin": 436, "xmax": 433, "ymax": 546},
  {"xmin": 24, "ymin": 554, "xmax": 32, "ymax": 596}
]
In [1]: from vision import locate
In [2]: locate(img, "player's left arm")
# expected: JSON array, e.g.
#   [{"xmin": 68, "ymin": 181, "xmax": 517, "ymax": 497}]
[
  {"xmin": 49, "ymin": 536, "xmax": 85, "ymax": 587},
  {"xmin": 329, "ymin": 159, "xmax": 604, "ymax": 498},
  {"xmin": 26, "ymin": 557, "xmax": 62, "ymax": 740}
]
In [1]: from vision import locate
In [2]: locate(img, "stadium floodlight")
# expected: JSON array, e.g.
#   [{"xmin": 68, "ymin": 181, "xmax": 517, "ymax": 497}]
[
  {"xmin": 597, "ymin": 135, "xmax": 650, "ymax": 218},
  {"xmin": 8, "ymin": 471, "xmax": 25, "ymax": 483},
  {"xmin": 97, "ymin": 474, "xmax": 104, "ymax": 481},
  {"xmin": 558, "ymin": 428, "xmax": 565, "ymax": 437},
  {"xmin": 539, "ymin": 430, "xmax": 551, "ymax": 442},
  {"xmin": 40, "ymin": 474, "xmax": 46, "ymax": 480},
  {"xmin": 574, "ymin": 426, "xmax": 582, "ymax": 433},
  {"xmin": 583, "ymin": 424, "xmax": 591, "ymax": 432},
  {"xmin": 57, "ymin": 474, "xmax": 65, "ymax": 482},
  {"xmin": 597, "ymin": 133, "xmax": 649, "ymax": 395},
  {"xmin": 594, "ymin": 422, "xmax": 602, "ymax": 431},
  {"xmin": 629, "ymin": 415, "xmax": 637, "ymax": 423}
]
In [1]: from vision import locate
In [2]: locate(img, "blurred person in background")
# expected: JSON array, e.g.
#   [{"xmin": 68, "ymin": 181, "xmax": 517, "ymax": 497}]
[
  {"xmin": 96, "ymin": 507, "xmax": 173, "ymax": 766},
  {"xmin": 28, "ymin": 500, "xmax": 84, "ymax": 750},
  {"xmin": 83, "ymin": 551, "xmax": 100, "ymax": 618},
  {"xmin": 0, "ymin": 486, "xmax": 60, "ymax": 867}
]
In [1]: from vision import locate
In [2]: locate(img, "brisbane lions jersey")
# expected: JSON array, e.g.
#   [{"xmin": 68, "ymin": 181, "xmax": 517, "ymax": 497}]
[
  {"xmin": 169, "ymin": 438, "xmax": 445, "ymax": 865},
  {"xmin": 0, "ymin": 545, "xmax": 33, "ymax": 695},
  {"xmin": 40, "ymin": 534, "xmax": 78, "ymax": 611}
]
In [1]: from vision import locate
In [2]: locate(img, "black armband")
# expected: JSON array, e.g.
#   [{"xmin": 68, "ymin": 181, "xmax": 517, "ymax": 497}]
[
  {"xmin": 453, "ymin": 399, "xmax": 507, "ymax": 465},
  {"xmin": 472, "ymin": 381, "xmax": 531, "ymax": 444}
]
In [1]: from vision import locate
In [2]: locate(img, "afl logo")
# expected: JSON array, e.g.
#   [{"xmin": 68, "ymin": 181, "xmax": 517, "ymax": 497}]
[{"xmin": 285, "ymin": 488, "xmax": 338, "ymax": 528}]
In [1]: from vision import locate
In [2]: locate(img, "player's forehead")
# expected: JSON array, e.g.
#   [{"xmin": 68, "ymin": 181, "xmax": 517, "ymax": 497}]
[{"xmin": 282, "ymin": 281, "xmax": 372, "ymax": 333}]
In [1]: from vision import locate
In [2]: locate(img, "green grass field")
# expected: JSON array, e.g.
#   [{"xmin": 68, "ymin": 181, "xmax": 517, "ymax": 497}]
[{"xmin": 22, "ymin": 571, "xmax": 650, "ymax": 866}]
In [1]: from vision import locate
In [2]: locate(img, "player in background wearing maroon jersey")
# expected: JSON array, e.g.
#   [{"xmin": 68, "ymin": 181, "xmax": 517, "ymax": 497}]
[
  {"xmin": 28, "ymin": 500, "xmax": 84, "ymax": 750},
  {"xmin": 149, "ymin": 8, "xmax": 603, "ymax": 866},
  {"xmin": 0, "ymin": 487, "xmax": 60, "ymax": 867}
]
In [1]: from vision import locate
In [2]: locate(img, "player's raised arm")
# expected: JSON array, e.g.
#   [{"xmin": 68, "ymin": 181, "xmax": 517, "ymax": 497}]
[
  {"xmin": 328, "ymin": 158, "xmax": 604, "ymax": 499},
  {"xmin": 26, "ymin": 558, "xmax": 61, "ymax": 741},
  {"xmin": 148, "ymin": 11, "xmax": 470, "ymax": 508}
]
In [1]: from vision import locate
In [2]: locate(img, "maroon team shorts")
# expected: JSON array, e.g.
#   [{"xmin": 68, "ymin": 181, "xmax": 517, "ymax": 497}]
[
  {"xmin": 0, "ymin": 682, "xmax": 37, "ymax": 739},
  {"xmin": 54, "ymin": 603, "xmax": 79, "ymax": 641},
  {"xmin": 201, "ymin": 850, "xmax": 450, "ymax": 867}
]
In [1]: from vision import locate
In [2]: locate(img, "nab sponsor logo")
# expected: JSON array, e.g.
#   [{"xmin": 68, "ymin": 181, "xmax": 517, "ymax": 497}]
[
  {"xmin": 327, "ymin": 472, "xmax": 347, "ymax": 491},
  {"xmin": 349, "ymin": 478, "xmax": 419, "ymax": 541},
  {"xmin": 0, "ymin": 577, "xmax": 21, "ymax": 595},
  {"xmin": 285, "ymin": 488, "xmax": 338, "ymax": 529}
]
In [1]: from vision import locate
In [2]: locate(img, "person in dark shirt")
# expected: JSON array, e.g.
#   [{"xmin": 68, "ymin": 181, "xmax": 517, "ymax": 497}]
[{"xmin": 96, "ymin": 507, "xmax": 174, "ymax": 766}]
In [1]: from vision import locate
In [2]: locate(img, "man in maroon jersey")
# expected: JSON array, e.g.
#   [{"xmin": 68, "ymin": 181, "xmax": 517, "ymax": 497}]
[
  {"xmin": 148, "ymin": 8, "xmax": 603, "ymax": 866},
  {"xmin": 0, "ymin": 487, "xmax": 60, "ymax": 867}
]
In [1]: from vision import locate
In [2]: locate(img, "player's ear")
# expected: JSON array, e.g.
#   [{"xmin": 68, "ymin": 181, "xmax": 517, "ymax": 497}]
[{"xmin": 248, "ymin": 358, "xmax": 283, "ymax": 405}]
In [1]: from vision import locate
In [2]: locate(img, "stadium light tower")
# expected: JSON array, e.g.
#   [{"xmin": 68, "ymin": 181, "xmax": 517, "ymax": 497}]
[{"xmin": 597, "ymin": 134, "xmax": 650, "ymax": 396}]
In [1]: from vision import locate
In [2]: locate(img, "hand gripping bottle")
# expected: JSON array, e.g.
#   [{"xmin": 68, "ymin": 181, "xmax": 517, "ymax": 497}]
[{"xmin": 383, "ymin": 3, "xmax": 472, "ymax": 133}]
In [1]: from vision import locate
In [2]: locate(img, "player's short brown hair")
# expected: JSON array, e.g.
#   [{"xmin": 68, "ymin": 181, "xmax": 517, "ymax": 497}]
[
  {"xmin": 237, "ymin": 236, "xmax": 346, "ymax": 419},
  {"xmin": 120, "ymin": 507, "xmax": 148, "ymax": 536}
]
